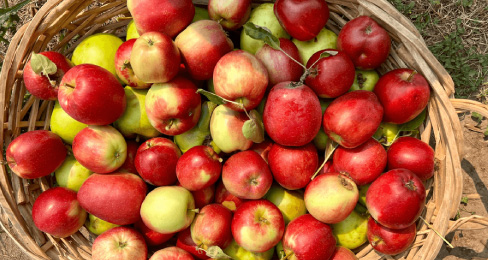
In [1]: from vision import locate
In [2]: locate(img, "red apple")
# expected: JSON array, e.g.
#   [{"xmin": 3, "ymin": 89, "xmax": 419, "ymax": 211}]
[
  {"xmin": 255, "ymin": 38, "xmax": 304, "ymax": 87},
  {"xmin": 282, "ymin": 214, "xmax": 336, "ymax": 260},
  {"xmin": 366, "ymin": 169, "xmax": 426, "ymax": 229},
  {"xmin": 333, "ymin": 138, "xmax": 387, "ymax": 185},
  {"xmin": 374, "ymin": 68, "xmax": 430, "ymax": 124},
  {"xmin": 304, "ymin": 173, "xmax": 358, "ymax": 224},
  {"xmin": 323, "ymin": 90, "xmax": 383, "ymax": 148},
  {"xmin": 330, "ymin": 246, "xmax": 358, "ymax": 260},
  {"xmin": 263, "ymin": 81, "xmax": 322, "ymax": 146},
  {"xmin": 150, "ymin": 247, "xmax": 195, "ymax": 260},
  {"xmin": 222, "ymin": 150, "xmax": 273, "ymax": 200},
  {"xmin": 209, "ymin": 105, "xmax": 253, "ymax": 153},
  {"xmin": 116, "ymin": 140, "xmax": 140, "ymax": 174},
  {"xmin": 268, "ymin": 142, "xmax": 318, "ymax": 190},
  {"xmin": 114, "ymin": 39, "xmax": 152, "ymax": 89},
  {"xmin": 176, "ymin": 145, "xmax": 222, "ymax": 191},
  {"xmin": 305, "ymin": 49, "xmax": 356, "ymax": 98},
  {"xmin": 23, "ymin": 51, "xmax": 73, "ymax": 100},
  {"xmin": 32, "ymin": 187, "xmax": 86, "ymax": 238},
  {"xmin": 6, "ymin": 130, "xmax": 66, "ymax": 179},
  {"xmin": 135, "ymin": 137, "xmax": 181, "ymax": 186},
  {"xmin": 130, "ymin": 31, "xmax": 180, "ymax": 84},
  {"xmin": 213, "ymin": 50, "xmax": 268, "ymax": 112},
  {"xmin": 58, "ymin": 64, "xmax": 126, "ymax": 125},
  {"xmin": 337, "ymin": 16, "xmax": 391, "ymax": 70},
  {"xmin": 274, "ymin": 0, "xmax": 329, "ymax": 41},
  {"xmin": 367, "ymin": 217, "xmax": 416, "ymax": 255},
  {"xmin": 92, "ymin": 226, "xmax": 147, "ymax": 260},
  {"xmin": 175, "ymin": 20, "xmax": 234, "ymax": 80},
  {"xmin": 191, "ymin": 204, "xmax": 233, "ymax": 250},
  {"xmin": 215, "ymin": 181, "xmax": 247, "ymax": 212},
  {"xmin": 72, "ymin": 125, "xmax": 127, "ymax": 174},
  {"xmin": 387, "ymin": 136, "xmax": 435, "ymax": 181},
  {"xmin": 146, "ymin": 76, "xmax": 201, "ymax": 136},
  {"xmin": 208, "ymin": 0, "xmax": 251, "ymax": 30},
  {"xmin": 77, "ymin": 173, "xmax": 147, "ymax": 225},
  {"xmin": 127, "ymin": 0, "xmax": 194, "ymax": 38},
  {"xmin": 231, "ymin": 200, "xmax": 285, "ymax": 253},
  {"xmin": 134, "ymin": 219, "xmax": 175, "ymax": 247},
  {"xmin": 176, "ymin": 227, "xmax": 208, "ymax": 259}
]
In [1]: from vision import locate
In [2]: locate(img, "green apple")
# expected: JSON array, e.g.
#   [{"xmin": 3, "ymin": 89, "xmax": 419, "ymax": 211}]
[
  {"xmin": 265, "ymin": 184, "xmax": 307, "ymax": 225},
  {"xmin": 224, "ymin": 239, "xmax": 274, "ymax": 260},
  {"xmin": 193, "ymin": 6, "xmax": 209, "ymax": 23},
  {"xmin": 113, "ymin": 87, "xmax": 160, "ymax": 139},
  {"xmin": 313, "ymin": 128, "xmax": 329, "ymax": 151},
  {"xmin": 126, "ymin": 20, "xmax": 140, "ymax": 40},
  {"xmin": 373, "ymin": 122, "xmax": 400, "ymax": 145},
  {"xmin": 240, "ymin": 3, "xmax": 290, "ymax": 54},
  {"xmin": 85, "ymin": 214, "xmax": 119, "ymax": 235},
  {"xmin": 276, "ymin": 241, "xmax": 285, "ymax": 259},
  {"xmin": 358, "ymin": 184, "xmax": 370, "ymax": 207},
  {"xmin": 71, "ymin": 33, "xmax": 123, "ymax": 78},
  {"xmin": 50, "ymin": 101, "xmax": 87, "ymax": 144},
  {"xmin": 293, "ymin": 28, "xmax": 338, "ymax": 65},
  {"xmin": 332, "ymin": 210, "xmax": 368, "ymax": 250},
  {"xmin": 209, "ymin": 105, "xmax": 253, "ymax": 153},
  {"xmin": 349, "ymin": 70, "xmax": 380, "ymax": 92},
  {"xmin": 55, "ymin": 155, "xmax": 93, "ymax": 192}
]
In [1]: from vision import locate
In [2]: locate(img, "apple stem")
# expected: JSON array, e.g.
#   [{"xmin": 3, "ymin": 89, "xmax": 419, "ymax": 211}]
[
  {"xmin": 188, "ymin": 208, "xmax": 200, "ymax": 214},
  {"xmin": 311, "ymin": 140, "xmax": 338, "ymax": 180},
  {"xmin": 217, "ymin": 18, "xmax": 224, "ymax": 24},
  {"xmin": 64, "ymin": 83, "xmax": 75, "ymax": 89},
  {"xmin": 419, "ymin": 216, "xmax": 454, "ymax": 248},
  {"xmin": 279, "ymin": 47, "xmax": 307, "ymax": 70},
  {"xmin": 165, "ymin": 119, "xmax": 174, "ymax": 131},
  {"xmin": 281, "ymin": 252, "xmax": 294, "ymax": 260},
  {"xmin": 407, "ymin": 70, "xmax": 417, "ymax": 82}
]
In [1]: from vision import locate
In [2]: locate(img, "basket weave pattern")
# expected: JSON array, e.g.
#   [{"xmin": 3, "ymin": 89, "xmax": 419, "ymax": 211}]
[{"xmin": 1, "ymin": 0, "xmax": 488, "ymax": 259}]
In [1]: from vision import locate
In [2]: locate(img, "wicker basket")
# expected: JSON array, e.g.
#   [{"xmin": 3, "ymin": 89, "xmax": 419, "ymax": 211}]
[{"xmin": 1, "ymin": 0, "xmax": 488, "ymax": 259}]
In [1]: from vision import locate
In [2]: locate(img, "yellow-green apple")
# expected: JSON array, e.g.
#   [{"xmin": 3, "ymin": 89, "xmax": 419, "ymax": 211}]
[
  {"xmin": 250, "ymin": 138, "xmax": 273, "ymax": 163},
  {"xmin": 135, "ymin": 137, "xmax": 181, "ymax": 186},
  {"xmin": 268, "ymin": 142, "xmax": 318, "ymax": 190},
  {"xmin": 6, "ymin": 130, "xmax": 66, "ymax": 179},
  {"xmin": 175, "ymin": 20, "xmax": 233, "ymax": 81},
  {"xmin": 387, "ymin": 136, "xmax": 435, "ymax": 181},
  {"xmin": 175, "ymin": 101, "xmax": 217, "ymax": 153},
  {"xmin": 222, "ymin": 150, "xmax": 273, "ymax": 200},
  {"xmin": 141, "ymin": 186, "xmax": 196, "ymax": 234},
  {"xmin": 333, "ymin": 138, "xmax": 387, "ymax": 185},
  {"xmin": 58, "ymin": 64, "xmax": 126, "ymax": 125},
  {"xmin": 213, "ymin": 50, "xmax": 268, "ymax": 111},
  {"xmin": 240, "ymin": 3, "xmax": 290, "ymax": 54},
  {"xmin": 150, "ymin": 247, "xmax": 194, "ymax": 260},
  {"xmin": 193, "ymin": 6, "xmax": 209, "ymax": 22},
  {"xmin": 114, "ymin": 39, "xmax": 151, "ymax": 89},
  {"xmin": 263, "ymin": 81, "xmax": 322, "ymax": 146},
  {"xmin": 373, "ymin": 68, "xmax": 430, "ymax": 124},
  {"xmin": 224, "ymin": 239, "xmax": 275, "ymax": 260},
  {"xmin": 274, "ymin": 0, "xmax": 329, "ymax": 41},
  {"xmin": 255, "ymin": 38, "xmax": 303, "ymax": 87},
  {"xmin": 176, "ymin": 145, "xmax": 222, "ymax": 191},
  {"xmin": 86, "ymin": 214, "xmax": 119, "ymax": 235},
  {"xmin": 231, "ymin": 200, "xmax": 285, "ymax": 252},
  {"xmin": 358, "ymin": 184, "xmax": 370, "ymax": 207},
  {"xmin": 23, "ymin": 51, "xmax": 73, "ymax": 100},
  {"xmin": 191, "ymin": 204, "xmax": 233, "ymax": 250},
  {"xmin": 50, "ymin": 101, "xmax": 87, "ymax": 144},
  {"xmin": 337, "ymin": 16, "xmax": 391, "ymax": 70},
  {"xmin": 192, "ymin": 184, "xmax": 216, "ymax": 209},
  {"xmin": 134, "ymin": 219, "xmax": 175, "ymax": 246},
  {"xmin": 127, "ymin": 0, "xmax": 194, "ymax": 38},
  {"xmin": 55, "ymin": 155, "xmax": 93, "ymax": 192},
  {"xmin": 208, "ymin": 0, "xmax": 251, "ymax": 31},
  {"xmin": 305, "ymin": 49, "xmax": 355, "ymax": 98},
  {"xmin": 264, "ymin": 183, "xmax": 307, "ymax": 225},
  {"xmin": 71, "ymin": 33, "xmax": 123, "ymax": 78},
  {"xmin": 72, "ymin": 125, "xmax": 127, "ymax": 173},
  {"xmin": 331, "ymin": 246, "xmax": 359, "ymax": 260},
  {"xmin": 91, "ymin": 226, "xmax": 147, "ymax": 260},
  {"xmin": 130, "ymin": 32, "xmax": 180, "ymax": 84},
  {"xmin": 282, "ymin": 214, "xmax": 336, "ymax": 260},
  {"xmin": 332, "ymin": 210, "xmax": 368, "ymax": 249},
  {"xmin": 367, "ymin": 216, "xmax": 417, "ymax": 255},
  {"xmin": 146, "ymin": 76, "xmax": 201, "ymax": 135},
  {"xmin": 32, "ymin": 187, "xmax": 86, "ymax": 238},
  {"xmin": 210, "ymin": 105, "xmax": 253, "ymax": 153},
  {"xmin": 323, "ymin": 90, "xmax": 383, "ymax": 148},
  {"xmin": 304, "ymin": 173, "xmax": 359, "ymax": 224},
  {"xmin": 293, "ymin": 28, "xmax": 338, "ymax": 65},
  {"xmin": 349, "ymin": 69, "xmax": 379, "ymax": 92},
  {"xmin": 177, "ymin": 227, "xmax": 208, "ymax": 259},
  {"xmin": 114, "ymin": 87, "xmax": 160, "ymax": 139},
  {"xmin": 115, "ymin": 140, "xmax": 140, "ymax": 174},
  {"xmin": 77, "ymin": 173, "xmax": 147, "ymax": 225},
  {"xmin": 126, "ymin": 20, "xmax": 140, "ymax": 40},
  {"xmin": 215, "ymin": 180, "xmax": 248, "ymax": 212},
  {"xmin": 366, "ymin": 169, "xmax": 426, "ymax": 229}
]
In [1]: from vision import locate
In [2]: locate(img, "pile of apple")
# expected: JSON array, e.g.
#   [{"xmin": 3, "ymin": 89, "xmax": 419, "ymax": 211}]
[{"xmin": 8, "ymin": 0, "xmax": 437, "ymax": 259}]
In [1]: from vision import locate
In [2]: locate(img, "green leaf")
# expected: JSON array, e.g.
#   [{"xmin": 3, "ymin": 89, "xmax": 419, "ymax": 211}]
[
  {"xmin": 30, "ymin": 52, "xmax": 58, "ymax": 76},
  {"xmin": 400, "ymin": 109, "xmax": 427, "ymax": 131},
  {"xmin": 471, "ymin": 112, "xmax": 484, "ymax": 124},
  {"xmin": 461, "ymin": 196, "xmax": 469, "ymax": 205},
  {"xmin": 206, "ymin": 246, "xmax": 232, "ymax": 259},
  {"xmin": 243, "ymin": 22, "xmax": 281, "ymax": 50},
  {"xmin": 196, "ymin": 89, "xmax": 227, "ymax": 105},
  {"xmin": 484, "ymin": 127, "xmax": 488, "ymax": 137},
  {"xmin": 0, "ymin": 0, "xmax": 30, "ymax": 26},
  {"xmin": 242, "ymin": 110, "xmax": 265, "ymax": 143},
  {"xmin": 319, "ymin": 50, "xmax": 339, "ymax": 58}
]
